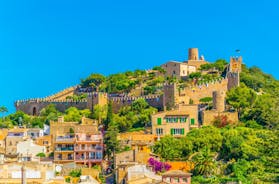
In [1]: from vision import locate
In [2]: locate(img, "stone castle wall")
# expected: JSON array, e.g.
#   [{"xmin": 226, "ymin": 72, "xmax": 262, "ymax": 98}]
[
  {"xmin": 109, "ymin": 95, "xmax": 164, "ymax": 113},
  {"xmin": 15, "ymin": 100, "xmax": 88, "ymax": 115},
  {"xmin": 15, "ymin": 78, "xmax": 229, "ymax": 115},
  {"xmin": 178, "ymin": 78, "xmax": 228, "ymax": 105},
  {"xmin": 202, "ymin": 111, "xmax": 238, "ymax": 126}
]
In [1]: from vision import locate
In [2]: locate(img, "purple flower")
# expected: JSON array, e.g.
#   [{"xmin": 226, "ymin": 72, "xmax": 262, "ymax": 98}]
[{"xmin": 148, "ymin": 157, "xmax": 171, "ymax": 173}]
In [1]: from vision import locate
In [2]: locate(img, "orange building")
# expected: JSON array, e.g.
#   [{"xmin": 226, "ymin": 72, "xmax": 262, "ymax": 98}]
[
  {"xmin": 50, "ymin": 117, "xmax": 103, "ymax": 167},
  {"xmin": 118, "ymin": 131, "xmax": 156, "ymax": 153},
  {"xmin": 35, "ymin": 135, "xmax": 52, "ymax": 153}
]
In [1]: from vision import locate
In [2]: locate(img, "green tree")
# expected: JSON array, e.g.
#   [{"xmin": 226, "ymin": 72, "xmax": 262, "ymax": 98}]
[
  {"xmin": 226, "ymin": 84, "xmax": 257, "ymax": 119},
  {"xmin": 213, "ymin": 59, "xmax": 227, "ymax": 72},
  {"xmin": 245, "ymin": 94, "xmax": 279, "ymax": 129},
  {"xmin": 189, "ymin": 72, "xmax": 202, "ymax": 79},
  {"xmin": 69, "ymin": 169, "xmax": 82, "ymax": 177},
  {"xmin": 64, "ymin": 107, "xmax": 91, "ymax": 122},
  {"xmin": 187, "ymin": 126, "xmax": 223, "ymax": 153},
  {"xmin": 80, "ymin": 73, "xmax": 106, "ymax": 90},
  {"xmin": 93, "ymin": 104, "xmax": 108, "ymax": 124},
  {"xmin": 104, "ymin": 124, "xmax": 120, "ymax": 159},
  {"xmin": 40, "ymin": 104, "xmax": 61, "ymax": 124},
  {"xmin": 190, "ymin": 147, "xmax": 217, "ymax": 177},
  {"xmin": 152, "ymin": 136, "xmax": 183, "ymax": 161},
  {"xmin": 36, "ymin": 152, "xmax": 46, "ymax": 157},
  {"xmin": 0, "ymin": 106, "xmax": 8, "ymax": 118},
  {"xmin": 8, "ymin": 110, "xmax": 31, "ymax": 126}
]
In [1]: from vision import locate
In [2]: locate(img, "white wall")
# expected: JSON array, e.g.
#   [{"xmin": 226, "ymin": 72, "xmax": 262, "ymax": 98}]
[{"xmin": 17, "ymin": 140, "xmax": 46, "ymax": 158}]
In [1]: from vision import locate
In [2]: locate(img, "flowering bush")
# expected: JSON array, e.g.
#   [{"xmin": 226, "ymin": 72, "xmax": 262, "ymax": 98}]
[
  {"xmin": 213, "ymin": 115, "xmax": 232, "ymax": 128},
  {"xmin": 148, "ymin": 157, "xmax": 171, "ymax": 173}
]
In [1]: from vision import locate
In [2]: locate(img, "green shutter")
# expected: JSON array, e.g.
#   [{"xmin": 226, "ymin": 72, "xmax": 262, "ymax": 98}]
[
  {"xmin": 191, "ymin": 118, "xmax": 195, "ymax": 125},
  {"xmin": 157, "ymin": 118, "xmax": 162, "ymax": 125},
  {"xmin": 171, "ymin": 128, "xmax": 174, "ymax": 135},
  {"xmin": 182, "ymin": 128, "xmax": 184, "ymax": 135}
]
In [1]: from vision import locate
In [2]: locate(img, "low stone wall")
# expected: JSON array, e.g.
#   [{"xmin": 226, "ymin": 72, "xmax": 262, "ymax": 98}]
[{"xmin": 202, "ymin": 110, "xmax": 238, "ymax": 126}]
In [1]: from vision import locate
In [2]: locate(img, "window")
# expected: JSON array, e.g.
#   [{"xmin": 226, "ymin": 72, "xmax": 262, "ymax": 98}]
[
  {"xmin": 96, "ymin": 152, "xmax": 102, "ymax": 159},
  {"xmin": 182, "ymin": 177, "xmax": 188, "ymax": 182},
  {"xmin": 89, "ymin": 152, "xmax": 95, "ymax": 159},
  {"xmin": 173, "ymin": 177, "xmax": 179, "ymax": 182},
  {"xmin": 165, "ymin": 117, "xmax": 179, "ymax": 123},
  {"xmin": 191, "ymin": 118, "xmax": 195, "ymax": 125},
  {"xmin": 43, "ymin": 141, "xmax": 48, "ymax": 145},
  {"xmin": 180, "ymin": 117, "xmax": 187, "ymax": 123},
  {"xmin": 157, "ymin": 118, "xmax": 162, "ymax": 125},
  {"xmin": 156, "ymin": 128, "xmax": 163, "ymax": 135},
  {"xmin": 173, "ymin": 70, "xmax": 176, "ymax": 74},
  {"xmin": 171, "ymin": 128, "xmax": 185, "ymax": 135}
]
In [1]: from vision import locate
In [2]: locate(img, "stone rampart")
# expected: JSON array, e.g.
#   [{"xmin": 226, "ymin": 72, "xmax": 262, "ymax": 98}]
[
  {"xmin": 15, "ymin": 100, "xmax": 87, "ymax": 115},
  {"xmin": 109, "ymin": 94, "xmax": 164, "ymax": 112},
  {"xmin": 178, "ymin": 78, "xmax": 228, "ymax": 104}
]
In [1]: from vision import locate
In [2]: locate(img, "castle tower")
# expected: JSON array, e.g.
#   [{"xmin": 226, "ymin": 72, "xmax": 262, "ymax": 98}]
[
  {"xmin": 188, "ymin": 48, "xmax": 199, "ymax": 60},
  {"xmin": 87, "ymin": 92, "xmax": 108, "ymax": 111},
  {"xmin": 213, "ymin": 91, "xmax": 226, "ymax": 112},
  {"xmin": 229, "ymin": 56, "xmax": 242, "ymax": 73},
  {"xmin": 163, "ymin": 83, "xmax": 179, "ymax": 110},
  {"xmin": 227, "ymin": 56, "xmax": 242, "ymax": 90}
]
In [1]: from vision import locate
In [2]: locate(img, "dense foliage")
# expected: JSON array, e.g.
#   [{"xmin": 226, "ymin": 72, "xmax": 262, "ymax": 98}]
[
  {"xmin": 0, "ymin": 104, "xmax": 92, "ymax": 128},
  {"xmin": 226, "ymin": 65, "xmax": 279, "ymax": 129},
  {"xmin": 109, "ymin": 98, "xmax": 157, "ymax": 132},
  {"xmin": 152, "ymin": 126, "xmax": 279, "ymax": 183}
]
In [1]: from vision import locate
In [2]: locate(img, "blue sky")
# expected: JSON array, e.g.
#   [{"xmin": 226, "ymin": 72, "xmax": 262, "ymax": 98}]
[{"xmin": 0, "ymin": 0, "xmax": 278, "ymax": 114}]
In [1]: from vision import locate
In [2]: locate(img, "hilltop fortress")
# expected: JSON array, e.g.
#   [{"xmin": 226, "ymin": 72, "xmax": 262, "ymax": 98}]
[{"xmin": 15, "ymin": 48, "xmax": 242, "ymax": 121}]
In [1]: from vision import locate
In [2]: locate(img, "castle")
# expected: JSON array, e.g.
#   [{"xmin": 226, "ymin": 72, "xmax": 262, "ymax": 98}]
[{"xmin": 15, "ymin": 48, "xmax": 242, "ymax": 124}]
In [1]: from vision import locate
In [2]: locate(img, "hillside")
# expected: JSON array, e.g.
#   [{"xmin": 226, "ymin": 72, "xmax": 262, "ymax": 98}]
[{"xmin": 1, "ymin": 57, "xmax": 279, "ymax": 183}]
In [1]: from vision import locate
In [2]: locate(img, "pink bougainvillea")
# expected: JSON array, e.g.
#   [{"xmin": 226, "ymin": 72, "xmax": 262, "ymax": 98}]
[{"xmin": 148, "ymin": 157, "xmax": 171, "ymax": 173}]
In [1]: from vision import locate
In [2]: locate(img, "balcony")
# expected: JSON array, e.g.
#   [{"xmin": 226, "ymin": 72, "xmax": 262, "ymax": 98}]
[
  {"xmin": 55, "ymin": 147, "xmax": 74, "ymax": 152},
  {"xmin": 76, "ymin": 136, "xmax": 102, "ymax": 143},
  {"xmin": 55, "ymin": 135, "xmax": 75, "ymax": 142},
  {"xmin": 54, "ymin": 157, "xmax": 74, "ymax": 162},
  {"xmin": 74, "ymin": 145, "xmax": 103, "ymax": 152},
  {"xmin": 75, "ymin": 156, "xmax": 102, "ymax": 162}
]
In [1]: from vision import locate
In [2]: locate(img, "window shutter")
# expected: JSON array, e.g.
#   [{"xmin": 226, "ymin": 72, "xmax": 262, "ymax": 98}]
[
  {"xmin": 171, "ymin": 128, "xmax": 174, "ymax": 135},
  {"xmin": 191, "ymin": 118, "xmax": 195, "ymax": 125},
  {"xmin": 157, "ymin": 118, "xmax": 162, "ymax": 125},
  {"xmin": 182, "ymin": 128, "xmax": 184, "ymax": 135}
]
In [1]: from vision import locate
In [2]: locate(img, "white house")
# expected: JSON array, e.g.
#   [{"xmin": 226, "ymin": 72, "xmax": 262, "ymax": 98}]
[{"xmin": 17, "ymin": 139, "xmax": 46, "ymax": 161}]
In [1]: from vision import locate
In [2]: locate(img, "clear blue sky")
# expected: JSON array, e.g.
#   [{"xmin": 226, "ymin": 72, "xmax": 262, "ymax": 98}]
[{"xmin": 0, "ymin": 0, "xmax": 278, "ymax": 114}]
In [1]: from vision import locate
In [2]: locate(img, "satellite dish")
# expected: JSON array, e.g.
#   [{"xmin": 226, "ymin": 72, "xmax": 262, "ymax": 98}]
[{"xmin": 55, "ymin": 165, "xmax": 62, "ymax": 172}]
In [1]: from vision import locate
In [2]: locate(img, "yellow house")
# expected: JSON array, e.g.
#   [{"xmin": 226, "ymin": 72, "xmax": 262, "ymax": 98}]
[
  {"xmin": 118, "ymin": 131, "xmax": 156, "ymax": 153},
  {"xmin": 152, "ymin": 104, "xmax": 198, "ymax": 138}
]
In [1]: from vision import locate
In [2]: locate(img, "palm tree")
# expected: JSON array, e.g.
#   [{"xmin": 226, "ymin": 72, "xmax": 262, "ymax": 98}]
[
  {"xmin": 0, "ymin": 106, "xmax": 8, "ymax": 119},
  {"xmin": 189, "ymin": 147, "xmax": 217, "ymax": 177}
]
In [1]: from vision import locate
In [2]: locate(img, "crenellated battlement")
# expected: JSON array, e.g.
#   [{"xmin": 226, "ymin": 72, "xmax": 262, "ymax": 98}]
[
  {"xmin": 15, "ymin": 98, "xmax": 87, "ymax": 105},
  {"xmin": 109, "ymin": 94, "xmax": 161, "ymax": 102}
]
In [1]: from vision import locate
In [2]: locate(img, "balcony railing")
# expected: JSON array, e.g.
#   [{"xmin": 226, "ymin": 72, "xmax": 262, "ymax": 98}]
[
  {"xmin": 74, "ymin": 146, "xmax": 103, "ymax": 151},
  {"xmin": 54, "ymin": 157, "xmax": 74, "ymax": 161},
  {"xmin": 75, "ymin": 156, "xmax": 102, "ymax": 162},
  {"xmin": 55, "ymin": 135, "xmax": 75, "ymax": 142},
  {"xmin": 55, "ymin": 147, "xmax": 74, "ymax": 151},
  {"xmin": 76, "ymin": 137, "xmax": 102, "ymax": 142}
]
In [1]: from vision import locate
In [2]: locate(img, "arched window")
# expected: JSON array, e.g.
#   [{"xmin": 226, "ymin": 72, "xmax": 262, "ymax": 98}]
[{"xmin": 33, "ymin": 107, "xmax": 37, "ymax": 116}]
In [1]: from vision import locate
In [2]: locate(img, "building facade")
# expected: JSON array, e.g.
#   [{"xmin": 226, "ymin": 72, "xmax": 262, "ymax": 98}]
[
  {"xmin": 51, "ymin": 117, "xmax": 103, "ymax": 167},
  {"xmin": 5, "ymin": 128, "xmax": 28, "ymax": 156},
  {"xmin": 161, "ymin": 61, "xmax": 197, "ymax": 80},
  {"xmin": 17, "ymin": 139, "xmax": 46, "ymax": 161},
  {"xmin": 152, "ymin": 104, "xmax": 199, "ymax": 138}
]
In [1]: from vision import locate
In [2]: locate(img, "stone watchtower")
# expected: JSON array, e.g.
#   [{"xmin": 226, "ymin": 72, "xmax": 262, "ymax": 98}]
[
  {"xmin": 188, "ymin": 48, "xmax": 199, "ymax": 60},
  {"xmin": 227, "ymin": 56, "xmax": 242, "ymax": 90},
  {"xmin": 213, "ymin": 91, "xmax": 226, "ymax": 112}
]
